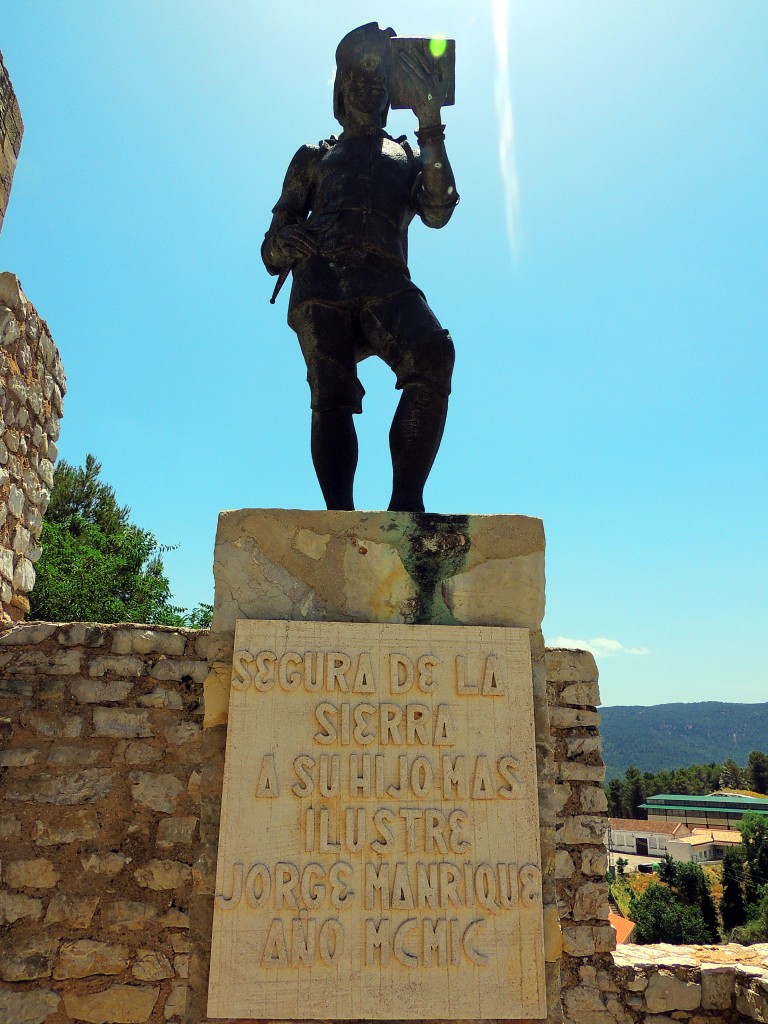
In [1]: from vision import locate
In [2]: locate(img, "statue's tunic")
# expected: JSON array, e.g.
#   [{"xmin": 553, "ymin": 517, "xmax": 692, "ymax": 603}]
[{"xmin": 262, "ymin": 127, "xmax": 458, "ymax": 412}]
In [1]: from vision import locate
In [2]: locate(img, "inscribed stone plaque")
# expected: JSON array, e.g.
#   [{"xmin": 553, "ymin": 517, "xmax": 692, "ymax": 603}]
[{"xmin": 208, "ymin": 620, "xmax": 546, "ymax": 1020}]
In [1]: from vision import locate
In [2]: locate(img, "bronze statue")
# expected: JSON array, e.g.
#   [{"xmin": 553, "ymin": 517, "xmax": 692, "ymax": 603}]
[{"xmin": 262, "ymin": 23, "xmax": 458, "ymax": 513}]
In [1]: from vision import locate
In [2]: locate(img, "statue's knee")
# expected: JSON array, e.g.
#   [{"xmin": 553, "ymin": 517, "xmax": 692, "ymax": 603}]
[{"xmin": 410, "ymin": 329, "xmax": 454, "ymax": 393}]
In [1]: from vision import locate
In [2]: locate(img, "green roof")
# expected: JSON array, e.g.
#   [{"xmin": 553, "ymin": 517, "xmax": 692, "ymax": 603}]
[
  {"xmin": 640, "ymin": 794, "xmax": 768, "ymax": 815},
  {"xmin": 644, "ymin": 793, "xmax": 768, "ymax": 806}
]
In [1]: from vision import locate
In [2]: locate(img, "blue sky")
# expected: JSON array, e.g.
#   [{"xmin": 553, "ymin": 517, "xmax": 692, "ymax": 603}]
[{"xmin": 2, "ymin": 2, "xmax": 766, "ymax": 708}]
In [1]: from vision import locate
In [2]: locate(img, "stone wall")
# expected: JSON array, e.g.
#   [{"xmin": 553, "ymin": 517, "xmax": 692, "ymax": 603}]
[
  {"xmin": 0, "ymin": 50, "xmax": 23, "ymax": 233},
  {"xmin": 0, "ymin": 622, "xmax": 207, "ymax": 1024},
  {"xmin": 548, "ymin": 647, "xmax": 768, "ymax": 1024},
  {"xmin": 0, "ymin": 274, "xmax": 66, "ymax": 623},
  {"xmin": 2, "ymin": 621, "xmax": 767, "ymax": 1024},
  {"xmin": 548, "ymin": 648, "xmax": 614, "ymax": 963}
]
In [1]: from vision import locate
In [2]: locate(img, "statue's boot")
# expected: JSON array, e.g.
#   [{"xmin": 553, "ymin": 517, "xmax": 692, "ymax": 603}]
[
  {"xmin": 311, "ymin": 408, "xmax": 357, "ymax": 510},
  {"xmin": 388, "ymin": 385, "xmax": 448, "ymax": 513}
]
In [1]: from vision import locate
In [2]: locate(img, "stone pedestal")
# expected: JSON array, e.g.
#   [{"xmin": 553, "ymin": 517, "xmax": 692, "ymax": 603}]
[{"xmin": 189, "ymin": 509, "xmax": 560, "ymax": 1024}]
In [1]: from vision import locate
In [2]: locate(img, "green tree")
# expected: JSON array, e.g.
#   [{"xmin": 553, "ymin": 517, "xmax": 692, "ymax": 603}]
[
  {"xmin": 732, "ymin": 889, "xmax": 768, "ymax": 945},
  {"xmin": 738, "ymin": 812, "xmax": 768, "ymax": 904},
  {"xmin": 657, "ymin": 853, "xmax": 677, "ymax": 885},
  {"xmin": 630, "ymin": 884, "xmax": 713, "ymax": 944},
  {"xmin": 624, "ymin": 766, "xmax": 646, "ymax": 818},
  {"xmin": 607, "ymin": 778, "xmax": 626, "ymax": 818},
  {"xmin": 747, "ymin": 751, "xmax": 768, "ymax": 795},
  {"xmin": 720, "ymin": 845, "xmax": 747, "ymax": 933},
  {"xmin": 674, "ymin": 861, "xmax": 719, "ymax": 941},
  {"xmin": 30, "ymin": 455, "xmax": 195, "ymax": 625},
  {"xmin": 720, "ymin": 759, "xmax": 743, "ymax": 790}
]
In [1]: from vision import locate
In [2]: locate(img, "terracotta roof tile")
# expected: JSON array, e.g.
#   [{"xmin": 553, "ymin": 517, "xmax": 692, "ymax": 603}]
[
  {"xmin": 610, "ymin": 913, "xmax": 636, "ymax": 944},
  {"xmin": 609, "ymin": 817, "xmax": 688, "ymax": 836}
]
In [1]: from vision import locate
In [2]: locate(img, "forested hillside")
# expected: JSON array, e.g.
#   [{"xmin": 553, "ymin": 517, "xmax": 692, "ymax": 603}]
[{"xmin": 600, "ymin": 702, "xmax": 768, "ymax": 779}]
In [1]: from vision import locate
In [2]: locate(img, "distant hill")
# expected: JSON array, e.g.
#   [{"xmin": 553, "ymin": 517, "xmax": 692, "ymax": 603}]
[{"xmin": 600, "ymin": 702, "xmax": 768, "ymax": 780}]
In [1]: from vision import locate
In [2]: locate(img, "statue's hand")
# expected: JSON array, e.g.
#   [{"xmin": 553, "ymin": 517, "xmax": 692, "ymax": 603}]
[
  {"xmin": 273, "ymin": 225, "xmax": 318, "ymax": 265},
  {"xmin": 397, "ymin": 45, "xmax": 443, "ymax": 129}
]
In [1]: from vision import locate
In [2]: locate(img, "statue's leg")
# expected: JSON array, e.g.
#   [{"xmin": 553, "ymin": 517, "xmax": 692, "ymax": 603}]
[
  {"xmin": 360, "ymin": 293, "xmax": 454, "ymax": 513},
  {"xmin": 388, "ymin": 384, "xmax": 448, "ymax": 512},
  {"xmin": 311, "ymin": 408, "xmax": 357, "ymax": 511},
  {"xmin": 291, "ymin": 302, "xmax": 364, "ymax": 511}
]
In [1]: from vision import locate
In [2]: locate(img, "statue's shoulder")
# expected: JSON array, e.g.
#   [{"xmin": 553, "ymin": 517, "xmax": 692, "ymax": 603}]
[
  {"xmin": 286, "ymin": 136, "xmax": 339, "ymax": 176},
  {"xmin": 387, "ymin": 133, "xmax": 418, "ymax": 163}
]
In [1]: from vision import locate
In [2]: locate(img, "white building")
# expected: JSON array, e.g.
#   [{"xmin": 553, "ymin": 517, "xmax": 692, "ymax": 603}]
[
  {"xmin": 608, "ymin": 818, "xmax": 691, "ymax": 858},
  {"xmin": 666, "ymin": 828, "xmax": 743, "ymax": 864}
]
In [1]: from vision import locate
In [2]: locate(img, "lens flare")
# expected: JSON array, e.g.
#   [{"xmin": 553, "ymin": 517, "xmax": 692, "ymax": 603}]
[
  {"xmin": 429, "ymin": 37, "xmax": 448, "ymax": 58},
  {"xmin": 492, "ymin": 0, "xmax": 519, "ymax": 257}
]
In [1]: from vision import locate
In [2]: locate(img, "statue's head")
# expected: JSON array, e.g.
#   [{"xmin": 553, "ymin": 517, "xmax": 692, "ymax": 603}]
[{"xmin": 334, "ymin": 22, "xmax": 396, "ymax": 128}]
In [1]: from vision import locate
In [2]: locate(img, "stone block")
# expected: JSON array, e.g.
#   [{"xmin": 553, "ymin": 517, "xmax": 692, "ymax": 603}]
[
  {"xmin": 556, "ymin": 849, "xmax": 576, "ymax": 878},
  {"xmin": 130, "ymin": 771, "xmax": 185, "ymax": 813},
  {"xmin": 573, "ymin": 881, "xmax": 611, "ymax": 921},
  {"xmin": 63, "ymin": 985, "xmax": 160, "ymax": 1024},
  {"xmin": 645, "ymin": 971, "xmax": 702, "ymax": 1013},
  {"xmin": 44, "ymin": 893, "xmax": 100, "ymax": 927},
  {"xmin": 157, "ymin": 816, "xmax": 197, "ymax": 848},
  {"xmin": 56, "ymin": 622, "xmax": 107, "ymax": 647},
  {"xmin": 580, "ymin": 785, "xmax": 609, "ymax": 812},
  {"xmin": 80, "ymin": 851, "xmax": 128, "ymax": 876},
  {"xmin": 160, "ymin": 907, "xmax": 190, "ymax": 928},
  {"xmin": 54, "ymin": 939, "xmax": 129, "ymax": 979},
  {"xmin": 543, "ymin": 904, "xmax": 563, "ymax": 961},
  {"xmin": 112, "ymin": 627, "xmax": 187, "ymax": 656},
  {"xmin": 71, "ymin": 677, "xmax": 133, "ymax": 702},
  {"xmin": 0, "ymin": 988, "xmax": 61, "ymax": 1024},
  {"xmin": 207, "ymin": 509, "xmax": 545, "ymax": 721},
  {"xmin": 565, "ymin": 735, "xmax": 602, "ymax": 757},
  {"xmin": 0, "ymin": 622, "xmax": 56, "ymax": 645},
  {"xmin": 562, "ymin": 983, "xmax": 614, "ymax": 1024},
  {"xmin": 0, "ymin": 935, "xmax": 58, "ymax": 981},
  {"xmin": 149, "ymin": 657, "xmax": 207, "ymax": 684},
  {"xmin": 22, "ymin": 709, "xmax": 82, "ymax": 737},
  {"xmin": 550, "ymin": 707, "xmax": 601, "ymax": 729},
  {"xmin": 101, "ymin": 900, "xmax": 158, "ymax": 932},
  {"xmin": 560, "ymin": 762, "xmax": 605, "ymax": 784},
  {"xmin": 163, "ymin": 983, "xmax": 188, "ymax": 1020},
  {"xmin": 700, "ymin": 964, "xmax": 736, "ymax": 1010},
  {"xmin": 132, "ymin": 950, "xmax": 174, "ymax": 981},
  {"xmin": 0, "ymin": 674, "xmax": 33, "ymax": 696},
  {"xmin": 560, "ymin": 680, "xmax": 601, "ymax": 705},
  {"xmin": 0, "ymin": 815, "xmax": 21, "ymax": 839},
  {"xmin": 9, "ymin": 647, "xmax": 80, "ymax": 675},
  {"xmin": 562, "ymin": 923, "xmax": 616, "ymax": 956},
  {"xmin": 559, "ymin": 814, "xmax": 607, "ymax": 844},
  {"xmin": 46, "ymin": 744, "xmax": 102, "ymax": 767},
  {"xmin": 112, "ymin": 740, "xmax": 162, "ymax": 765},
  {"xmin": 4, "ymin": 857, "xmax": 60, "ymax": 888},
  {"xmin": 0, "ymin": 746, "xmax": 40, "ymax": 766},
  {"xmin": 6, "ymin": 767, "xmax": 112, "ymax": 804},
  {"xmin": 33, "ymin": 807, "xmax": 100, "ymax": 845},
  {"xmin": 93, "ymin": 706, "xmax": 153, "ymax": 738},
  {"xmin": 89, "ymin": 654, "xmax": 145, "ymax": 677},
  {"xmin": 736, "ymin": 979, "xmax": 768, "ymax": 1024},
  {"xmin": 581, "ymin": 848, "xmax": 609, "ymax": 877},
  {"xmin": 134, "ymin": 858, "xmax": 192, "ymax": 890},
  {"xmin": 137, "ymin": 686, "xmax": 184, "ymax": 709},
  {"xmin": 0, "ymin": 888, "xmax": 43, "ymax": 924},
  {"xmin": 164, "ymin": 720, "xmax": 200, "ymax": 746},
  {"xmin": 546, "ymin": 647, "xmax": 598, "ymax": 684}
]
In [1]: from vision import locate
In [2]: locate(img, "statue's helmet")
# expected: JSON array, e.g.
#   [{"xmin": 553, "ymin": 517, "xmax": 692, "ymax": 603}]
[{"xmin": 333, "ymin": 22, "xmax": 396, "ymax": 126}]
